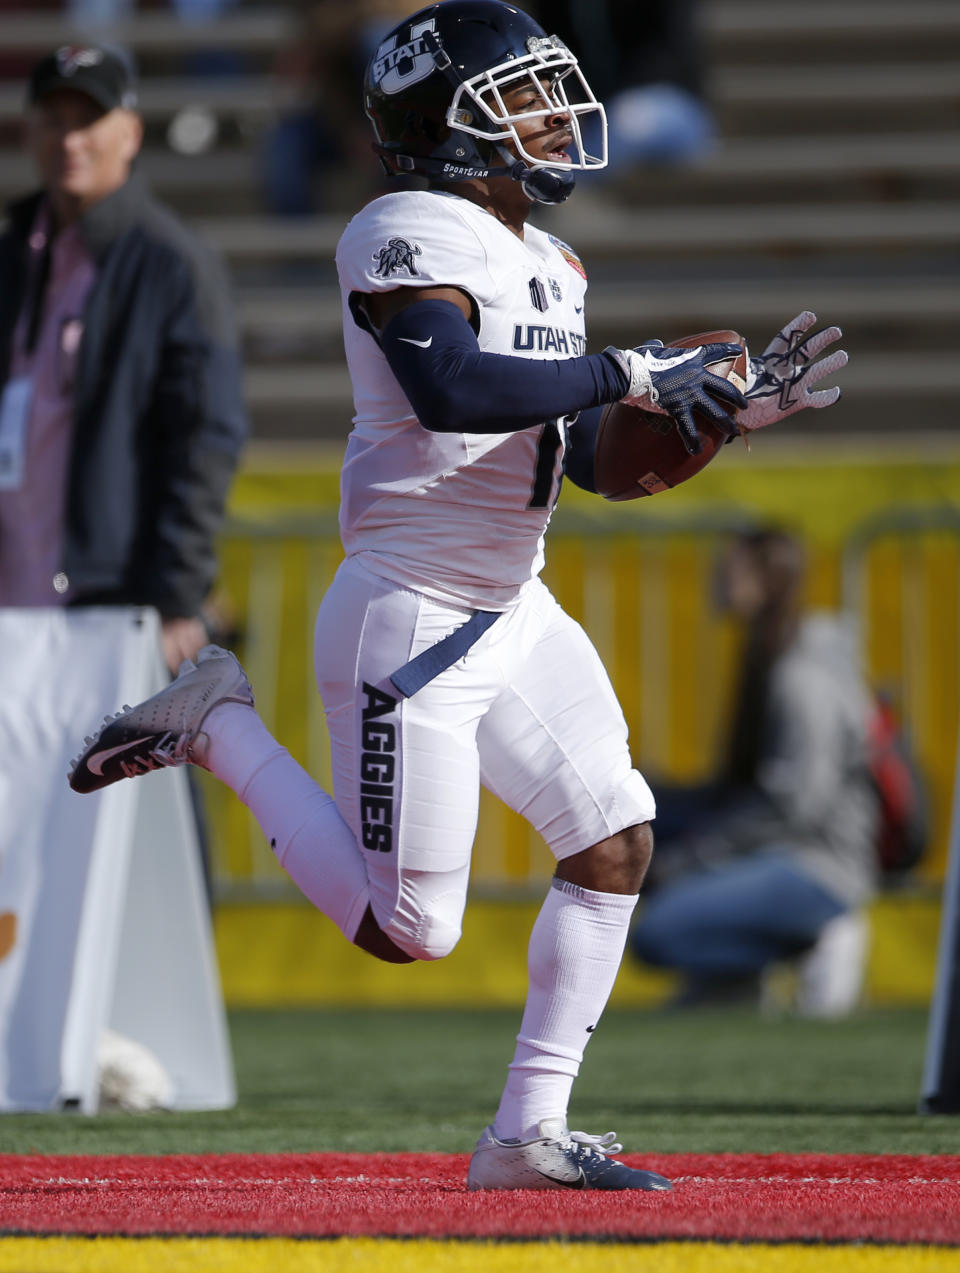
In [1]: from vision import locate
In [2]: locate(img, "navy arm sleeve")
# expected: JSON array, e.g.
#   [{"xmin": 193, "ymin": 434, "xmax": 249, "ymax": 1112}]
[
  {"xmin": 563, "ymin": 405, "xmax": 603, "ymax": 493},
  {"xmin": 379, "ymin": 298, "xmax": 628, "ymax": 434}
]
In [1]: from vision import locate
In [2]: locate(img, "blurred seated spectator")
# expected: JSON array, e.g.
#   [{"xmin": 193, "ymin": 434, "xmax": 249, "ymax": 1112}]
[
  {"xmin": 533, "ymin": 0, "xmax": 715, "ymax": 174},
  {"xmin": 259, "ymin": 1, "xmax": 409, "ymax": 216},
  {"xmin": 630, "ymin": 528, "xmax": 879, "ymax": 1016}
]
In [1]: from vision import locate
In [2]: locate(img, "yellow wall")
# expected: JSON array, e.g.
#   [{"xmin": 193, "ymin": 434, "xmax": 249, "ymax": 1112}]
[
  {"xmin": 231, "ymin": 436, "xmax": 960, "ymax": 544},
  {"xmin": 210, "ymin": 440, "xmax": 960, "ymax": 1006},
  {"xmin": 214, "ymin": 891, "xmax": 940, "ymax": 1009}
]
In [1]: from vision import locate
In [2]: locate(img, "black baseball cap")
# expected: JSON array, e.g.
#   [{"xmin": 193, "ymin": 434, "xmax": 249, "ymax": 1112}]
[{"xmin": 28, "ymin": 45, "xmax": 138, "ymax": 112}]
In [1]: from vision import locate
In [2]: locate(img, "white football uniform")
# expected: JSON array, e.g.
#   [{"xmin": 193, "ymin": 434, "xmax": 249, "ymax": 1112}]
[
  {"xmin": 335, "ymin": 189, "xmax": 588, "ymax": 611},
  {"xmin": 323, "ymin": 189, "xmax": 653, "ymax": 955}
]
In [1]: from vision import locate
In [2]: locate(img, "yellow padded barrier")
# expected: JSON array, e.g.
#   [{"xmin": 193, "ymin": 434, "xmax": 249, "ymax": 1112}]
[
  {"xmin": 207, "ymin": 441, "xmax": 960, "ymax": 1003},
  {"xmin": 214, "ymin": 890, "xmax": 939, "ymax": 1008}
]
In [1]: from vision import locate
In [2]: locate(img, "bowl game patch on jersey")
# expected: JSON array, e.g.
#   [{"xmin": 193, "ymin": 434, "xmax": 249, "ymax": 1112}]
[{"xmin": 549, "ymin": 234, "xmax": 587, "ymax": 280}]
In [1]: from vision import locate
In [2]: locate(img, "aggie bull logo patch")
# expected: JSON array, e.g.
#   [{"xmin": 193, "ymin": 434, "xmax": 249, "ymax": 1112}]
[{"xmin": 373, "ymin": 237, "xmax": 422, "ymax": 279}]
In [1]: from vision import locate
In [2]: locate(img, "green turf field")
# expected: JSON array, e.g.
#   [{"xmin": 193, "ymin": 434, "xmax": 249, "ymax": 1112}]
[{"xmin": 2, "ymin": 1007, "xmax": 959, "ymax": 1156}]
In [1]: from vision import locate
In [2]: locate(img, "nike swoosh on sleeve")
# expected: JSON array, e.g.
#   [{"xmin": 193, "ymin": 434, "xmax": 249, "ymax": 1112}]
[{"xmin": 397, "ymin": 336, "xmax": 433, "ymax": 348}]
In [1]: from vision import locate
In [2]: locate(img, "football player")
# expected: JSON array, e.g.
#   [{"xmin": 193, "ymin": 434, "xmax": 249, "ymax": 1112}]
[{"xmin": 69, "ymin": 0, "xmax": 846, "ymax": 1190}]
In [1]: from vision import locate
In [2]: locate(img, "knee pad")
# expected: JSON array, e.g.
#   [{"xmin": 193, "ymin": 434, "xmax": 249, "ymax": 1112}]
[{"xmin": 382, "ymin": 886, "xmax": 464, "ymax": 962}]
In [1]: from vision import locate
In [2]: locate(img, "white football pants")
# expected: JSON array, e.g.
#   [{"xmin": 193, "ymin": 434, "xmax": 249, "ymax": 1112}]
[{"xmin": 313, "ymin": 556, "xmax": 654, "ymax": 958}]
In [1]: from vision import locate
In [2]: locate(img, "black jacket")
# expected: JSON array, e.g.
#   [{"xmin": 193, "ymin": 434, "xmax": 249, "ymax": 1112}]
[{"xmin": 0, "ymin": 175, "xmax": 247, "ymax": 617}]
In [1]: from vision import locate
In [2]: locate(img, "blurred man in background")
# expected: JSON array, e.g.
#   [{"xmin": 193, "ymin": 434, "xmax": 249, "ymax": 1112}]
[
  {"xmin": 0, "ymin": 44, "xmax": 247, "ymax": 1107},
  {"xmin": 0, "ymin": 43, "xmax": 247, "ymax": 671},
  {"xmin": 631, "ymin": 528, "xmax": 880, "ymax": 1015}
]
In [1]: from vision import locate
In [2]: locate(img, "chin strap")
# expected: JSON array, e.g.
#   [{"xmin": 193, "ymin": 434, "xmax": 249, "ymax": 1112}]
[{"xmin": 374, "ymin": 145, "xmax": 577, "ymax": 206}]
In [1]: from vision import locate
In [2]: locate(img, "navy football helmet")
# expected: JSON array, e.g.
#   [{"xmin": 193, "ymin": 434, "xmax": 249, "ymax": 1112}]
[{"xmin": 363, "ymin": 0, "xmax": 607, "ymax": 204}]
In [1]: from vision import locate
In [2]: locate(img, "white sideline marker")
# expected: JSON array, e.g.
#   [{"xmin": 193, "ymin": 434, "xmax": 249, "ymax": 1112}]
[{"xmin": 0, "ymin": 607, "xmax": 235, "ymax": 1114}]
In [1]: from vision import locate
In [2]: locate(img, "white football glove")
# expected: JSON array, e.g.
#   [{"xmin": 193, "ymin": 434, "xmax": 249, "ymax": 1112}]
[
  {"xmin": 605, "ymin": 340, "xmax": 747, "ymax": 455},
  {"xmin": 738, "ymin": 311, "xmax": 848, "ymax": 432}
]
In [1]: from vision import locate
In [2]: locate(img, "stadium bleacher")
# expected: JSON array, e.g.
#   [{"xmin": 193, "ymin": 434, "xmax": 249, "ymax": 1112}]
[{"xmin": 0, "ymin": 0, "xmax": 956, "ymax": 440}]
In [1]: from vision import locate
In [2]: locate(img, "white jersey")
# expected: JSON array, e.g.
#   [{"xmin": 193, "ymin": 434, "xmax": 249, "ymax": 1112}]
[{"xmin": 335, "ymin": 189, "xmax": 589, "ymax": 611}]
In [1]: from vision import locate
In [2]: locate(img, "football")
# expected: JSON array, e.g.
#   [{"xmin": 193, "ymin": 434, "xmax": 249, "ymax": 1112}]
[{"xmin": 593, "ymin": 330, "xmax": 749, "ymax": 501}]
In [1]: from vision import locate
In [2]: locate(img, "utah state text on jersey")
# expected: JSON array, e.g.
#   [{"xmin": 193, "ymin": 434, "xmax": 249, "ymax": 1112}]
[{"xmin": 513, "ymin": 325, "xmax": 586, "ymax": 356}]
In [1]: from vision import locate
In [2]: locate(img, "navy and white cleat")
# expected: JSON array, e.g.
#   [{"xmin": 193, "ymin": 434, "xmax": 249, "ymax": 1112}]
[
  {"xmin": 68, "ymin": 645, "xmax": 253, "ymax": 794},
  {"xmin": 467, "ymin": 1118, "xmax": 672, "ymax": 1191}
]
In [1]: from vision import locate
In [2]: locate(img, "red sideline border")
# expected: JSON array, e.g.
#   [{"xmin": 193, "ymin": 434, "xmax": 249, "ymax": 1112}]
[{"xmin": 2, "ymin": 1153, "xmax": 960, "ymax": 1244}]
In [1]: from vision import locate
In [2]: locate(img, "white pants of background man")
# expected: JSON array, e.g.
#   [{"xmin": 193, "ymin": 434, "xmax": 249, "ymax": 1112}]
[{"xmin": 206, "ymin": 556, "xmax": 655, "ymax": 1139}]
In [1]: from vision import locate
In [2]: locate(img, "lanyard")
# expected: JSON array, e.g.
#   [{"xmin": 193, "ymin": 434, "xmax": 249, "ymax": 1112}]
[{"xmin": 22, "ymin": 236, "xmax": 53, "ymax": 359}]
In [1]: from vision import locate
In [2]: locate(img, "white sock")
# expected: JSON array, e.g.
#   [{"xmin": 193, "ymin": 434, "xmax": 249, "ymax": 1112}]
[
  {"xmin": 202, "ymin": 702, "xmax": 370, "ymax": 942},
  {"xmin": 493, "ymin": 877, "xmax": 638, "ymax": 1142}
]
